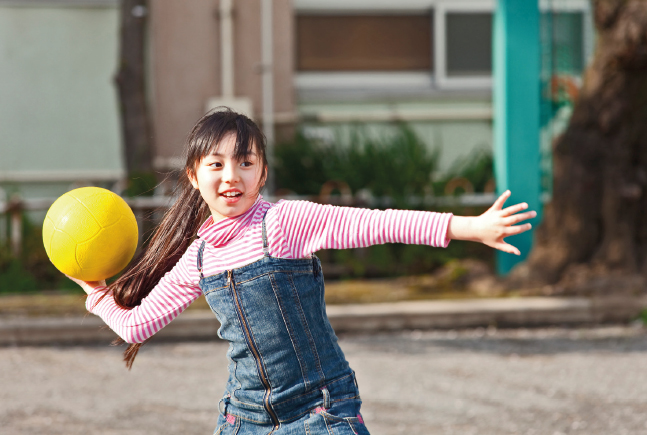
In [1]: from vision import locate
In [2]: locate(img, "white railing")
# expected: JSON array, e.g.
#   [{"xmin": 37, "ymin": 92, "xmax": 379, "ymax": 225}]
[{"xmin": 0, "ymin": 180, "xmax": 501, "ymax": 256}]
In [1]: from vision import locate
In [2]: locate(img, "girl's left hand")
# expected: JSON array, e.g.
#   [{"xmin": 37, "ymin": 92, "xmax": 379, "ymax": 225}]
[
  {"xmin": 447, "ymin": 190, "xmax": 537, "ymax": 255},
  {"xmin": 472, "ymin": 190, "xmax": 537, "ymax": 255},
  {"xmin": 66, "ymin": 275, "xmax": 106, "ymax": 295}
]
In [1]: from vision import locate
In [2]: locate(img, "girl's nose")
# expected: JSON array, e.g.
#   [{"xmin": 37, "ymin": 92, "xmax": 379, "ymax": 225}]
[{"xmin": 222, "ymin": 163, "xmax": 239, "ymax": 183}]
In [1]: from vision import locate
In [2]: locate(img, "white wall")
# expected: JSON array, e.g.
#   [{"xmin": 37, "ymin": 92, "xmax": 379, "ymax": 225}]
[
  {"xmin": 0, "ymin": 5, "xmax": 123, "ymax": 185},
  {"xmin": 298, "ymin": 100, "xmax": 493, "ymax": 176}
]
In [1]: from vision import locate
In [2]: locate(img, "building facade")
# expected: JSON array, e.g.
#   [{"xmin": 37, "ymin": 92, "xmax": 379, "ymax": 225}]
[{"xmin": 0, "ymin": 0, "xmax": 593, "ymax": 197}]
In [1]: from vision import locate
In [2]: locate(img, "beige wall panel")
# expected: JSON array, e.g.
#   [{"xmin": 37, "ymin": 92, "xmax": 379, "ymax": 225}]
[
  {"xmin": 233, "ymin": 0, "xmax": 262, "ymax": 117},
  {"xmin": 234, "ymin": 0, "xmax": 294, "ymax": 119},
  {"xmin": 273, "ymin": 0, "xmax": 295, "ymax": 115},
  {"xmin": 151, "ymin": 0, "xmax": 220, "ymax": 167},
  {"xmin": 152, "ymin": 0, "xmax": 295, "ymax": 167}
]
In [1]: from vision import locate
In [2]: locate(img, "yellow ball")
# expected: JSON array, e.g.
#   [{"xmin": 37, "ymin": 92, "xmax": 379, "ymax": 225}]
[{"xmin": 42, "ymin": 187, "xmax": 138, "ymax": 281}]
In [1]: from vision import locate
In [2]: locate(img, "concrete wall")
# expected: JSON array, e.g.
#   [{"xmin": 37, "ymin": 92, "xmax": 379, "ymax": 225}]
[
  {"xmin": 298, "ymin": 99, "xmax": 493, "ymax": 175},
  {"xmin": 150, "ymin": 0, "xmax": 295, "ymax": 170},
  {"xmin": 0, "ymin": 5, "xmax": 122, "ymax": 186}
]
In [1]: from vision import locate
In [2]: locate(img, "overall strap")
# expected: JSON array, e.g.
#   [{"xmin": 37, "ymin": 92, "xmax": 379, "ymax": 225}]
[
  {"xmin": 261, "ymin": 212, "xmax": 269, "ymax": 257},
  {"xmin": 196, "ymin": 240, "xmax": 206, "ymax": 279}
]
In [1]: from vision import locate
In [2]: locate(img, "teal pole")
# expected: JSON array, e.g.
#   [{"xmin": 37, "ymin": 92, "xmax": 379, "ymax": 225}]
[{"xmin": 493, "ymin": 0, "xmax": 542, "ymax": 275}]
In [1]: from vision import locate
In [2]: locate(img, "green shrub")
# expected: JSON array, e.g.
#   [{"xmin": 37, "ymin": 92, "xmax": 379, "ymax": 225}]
[
  {"xmin": 433, "ymin": 148, "xmax": 494, "ymax": 195},
  {"xmin": 0, "ymin": 214, "xmax": 79, "ymax": 294},
  {"xmin": 275, "ymin": 124, "xmax": 438, "ymax": 207},
  {"xmin": 275, "ymin": 125, "xmax": 495, "ymax": 279}
]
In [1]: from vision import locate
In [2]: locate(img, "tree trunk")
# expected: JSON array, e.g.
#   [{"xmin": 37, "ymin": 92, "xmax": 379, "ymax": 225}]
[
  {"xmin": 115, "ymin": 0, "xmax": 153, "ymax": 177},
  {"xmin": 510, "ymin": 0, "xmax": 647, "ymax": 295}
]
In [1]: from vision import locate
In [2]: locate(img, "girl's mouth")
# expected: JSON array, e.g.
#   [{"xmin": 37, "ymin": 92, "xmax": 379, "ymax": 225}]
[{"xmin": 220, "ymin": 190, "xmax": 243, "ymax": 203}]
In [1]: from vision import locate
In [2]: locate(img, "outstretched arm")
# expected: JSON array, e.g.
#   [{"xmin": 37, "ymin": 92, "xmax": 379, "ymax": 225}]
[
  {"xmin": 447, "ymin": 190, "xmax": 536, "ymax": 255},
  {"xmin": 275, "ymin": 200, "xmax": 452, "ymax": 256}
]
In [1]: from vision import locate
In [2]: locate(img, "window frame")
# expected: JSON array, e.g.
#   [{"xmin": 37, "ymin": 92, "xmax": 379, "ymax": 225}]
[
  {"xmin": 294, "ymin": 0, "xmax": 593, "ymax": 93},
  {"xmin": 433, "ymin": 1, "xmax": 495, "ymax": 90},
  {"xmin": 538, "ymin": 0, "xmax": 594, "ymax": 74}
]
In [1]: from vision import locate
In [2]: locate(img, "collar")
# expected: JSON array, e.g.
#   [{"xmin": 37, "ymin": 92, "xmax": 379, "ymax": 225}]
[{"xmin": 197, "ymin": 195, "xmax": 267, "ymax": 247}]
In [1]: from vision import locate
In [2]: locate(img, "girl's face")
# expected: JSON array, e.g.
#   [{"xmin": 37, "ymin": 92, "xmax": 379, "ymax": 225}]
[{"xmin": 188, "ymin": 133, "xmax": 265, "ymax": 222}]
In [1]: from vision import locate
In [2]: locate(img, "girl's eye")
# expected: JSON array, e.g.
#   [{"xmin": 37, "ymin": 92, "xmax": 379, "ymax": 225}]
[
  {"xmin": 209, "ymin": 162, "xmax": 222, "ymax": 168},
  {"xmin": 241, "ymin": 161, "xmax": 253, "ymax": 167}
]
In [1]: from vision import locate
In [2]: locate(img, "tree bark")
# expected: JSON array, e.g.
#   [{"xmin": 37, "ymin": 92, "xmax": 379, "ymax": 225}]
[
  {"xmin": 510, "ymin": 0, "xmax": 647, "ymax": 295},
  {"xmin": 115, "ymin": 0, "xmax": 153, "ymax": 176}
]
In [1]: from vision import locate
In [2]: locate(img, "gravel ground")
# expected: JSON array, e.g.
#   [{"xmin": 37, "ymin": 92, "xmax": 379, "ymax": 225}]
[{"xmin": 1, "ymin": 326, "xmax": 646, "ymax": 435}]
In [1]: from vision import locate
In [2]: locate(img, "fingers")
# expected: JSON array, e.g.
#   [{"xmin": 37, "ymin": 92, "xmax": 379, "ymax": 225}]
[
  {"xmin": 495, "ymin": 242, "xmax": 521, "ymax": 256},
  {"xmin": 502, "ymin": 210, "xmax": 537, "ymax": 226},
  {"xmin": 64, "ymin": 274, "xmax": 106, "ymax": 295},
  {"xmin": 504, "ymin": 222, "xmax": 532, "ymax": 236},
  {"xmin": 501, "ymin": 202, "xmax": 529, "ymax": 217},
  {"xmin": 491, "ymin": 190, "xmax": 511, "ymax": 210}
]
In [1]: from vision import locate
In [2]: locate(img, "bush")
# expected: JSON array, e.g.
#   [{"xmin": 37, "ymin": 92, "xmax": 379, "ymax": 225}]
[
  {"xmin": 434, "ymin": 148, "xmax": 494, "ymax": 195},
  {"xmin": 0, "ymin": 215, "xmax": 79, "ymax": 294},
  {"xmin": 275, "ymin": 124, "xmax": 438, "ymax": 207},
  {"xmin": 274, "ymin": 124, "xmax": 495, "ymax": 279}
]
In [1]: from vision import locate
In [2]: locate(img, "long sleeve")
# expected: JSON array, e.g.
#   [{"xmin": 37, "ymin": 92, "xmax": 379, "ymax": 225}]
[
  {"xmin": 85, "ymin": 242, "xmax": 203, "ymax": 343},
  {"xmin": 275, "ymin": 201, "xmax": 452, "ymax": 258},
  {"xmin": 83, "ymin": 200, "xmax": 452, "ymax": 343}
]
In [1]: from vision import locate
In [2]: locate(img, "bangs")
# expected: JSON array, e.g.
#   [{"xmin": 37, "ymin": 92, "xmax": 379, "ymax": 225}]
[
  {"xmin": 206, "ymin": 117, "xmax": 256, "ymax": 161},
  {"xmin": 185, "ymin": 109, "xmax": 266, "ymax": 171}
]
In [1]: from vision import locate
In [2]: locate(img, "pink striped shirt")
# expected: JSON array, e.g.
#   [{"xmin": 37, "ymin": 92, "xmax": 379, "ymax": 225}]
[{"xmin": 86, "ymin": 197, "xmax": 453, "ymax": 343}]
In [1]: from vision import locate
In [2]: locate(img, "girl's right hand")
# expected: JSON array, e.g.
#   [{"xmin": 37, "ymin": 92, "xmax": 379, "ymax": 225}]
[{"xmin": 65, "ymin": 275, "xmax": 106, "ymax": 295}]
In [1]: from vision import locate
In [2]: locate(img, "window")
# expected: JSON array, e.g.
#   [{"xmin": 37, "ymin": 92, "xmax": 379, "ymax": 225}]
[
  {"xmin": 544, "ymin": 12, "xmax": 584, "ymax": 75},
  {"xmin": 296, "ymin": 14, "xmax": 432, "ymax": 72},
  {"xmin": 446, "ymin": 13, "xmax": 492, "ymax": 77},
  {"xmin": 293, "ymin": 0, "xmax": 592, "ymax": 93},
  {"xmin": 433, "ymin": 1, "xmax": 494, "ymax": 89}
]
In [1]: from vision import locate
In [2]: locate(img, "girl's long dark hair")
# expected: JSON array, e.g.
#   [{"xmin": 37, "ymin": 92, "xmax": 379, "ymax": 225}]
[{"xmin": 96, "ymin": 108, "xmax": 267, "ymax": 369}]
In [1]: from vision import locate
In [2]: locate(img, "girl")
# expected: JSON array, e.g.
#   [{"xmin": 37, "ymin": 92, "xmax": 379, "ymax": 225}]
[{"xmin": 71, "ymin": 109, "xmax": 535, "ymax": 435}]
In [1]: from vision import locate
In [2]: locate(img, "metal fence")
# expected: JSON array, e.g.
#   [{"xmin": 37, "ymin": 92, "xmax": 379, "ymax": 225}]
[{"xmin": 0, "ymin": 180, "xmax": 499, "ymax": 257}]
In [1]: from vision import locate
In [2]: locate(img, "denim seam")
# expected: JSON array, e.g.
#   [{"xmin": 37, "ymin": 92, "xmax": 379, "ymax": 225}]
[
  {"xmin": 233, "ymin": 269, "xmax": 312, "ymax": 286},
  {"xmin": 199, "ymin": 253, "xmax": 314, "ymax": 281},
  {"xmin": 229, "ymin": 397, "xmax": 266, "ymax": 410},
  {"xmin": 214, "ymin": 422, "xmax": 228, "ymax": 435},
  {"xmin": 269, "ymin": 273, "xmax": 311, "ymax": 389},
  {"xmin": 231, "ymin": 358, "xmax": 242, "ymax": 398},
  {"xmin": 203, "ymin": 285, "xmax": 229, "ymax": 295},
  {"xmin": 320, "ymin": 410, "xmax": 362, "ymax": 424},
  {"xmin": 323, "ymin": 413, "xmax": 334, "ymax": 435},
  {"xmin": 331, "ymin": 396, "xmax": 361, "ymax": 403},
  {"xmin": 223, "ymin": 411, "xmax": 270, "ymax": 425},
  {"xmin": 201, "ymin": 267, "xmax": 313, "ymax": 288},
  {"xmin": 265, "ymin": 395, "xmax": 362, "ymax": 426},
  {"xmin": 272, "ymin": 373, "xmax": 355, "ymax": 406},
  {"xmin": 288, "ymin": 273, "xmax": 326, "ymax": 383},
  {"xmin": 278, "ymin": 405, "xmax": 322, "ymax": 425}
]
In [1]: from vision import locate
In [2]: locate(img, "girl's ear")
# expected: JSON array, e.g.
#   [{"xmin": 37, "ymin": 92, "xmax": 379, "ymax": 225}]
[{"xmin": 187, "ymin": 169, "xmax": 199, "ymax": 189}]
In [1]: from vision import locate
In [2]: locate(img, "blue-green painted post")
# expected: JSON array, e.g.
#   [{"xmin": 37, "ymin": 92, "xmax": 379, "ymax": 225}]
[{"xmin": 493, "ymin": 0, "xmax": 542, "ymax": 275}]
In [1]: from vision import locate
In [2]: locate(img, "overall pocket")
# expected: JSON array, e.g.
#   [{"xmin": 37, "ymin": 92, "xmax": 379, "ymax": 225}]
[{"xmin": 303, "ymin": 401, "xmax": 370, "ymax": 435}]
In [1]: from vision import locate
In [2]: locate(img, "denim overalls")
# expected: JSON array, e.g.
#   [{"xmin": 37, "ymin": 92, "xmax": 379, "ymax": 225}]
[{"xmin": 197, "ymin": 216, "xmax": 370, "ymax": 435}]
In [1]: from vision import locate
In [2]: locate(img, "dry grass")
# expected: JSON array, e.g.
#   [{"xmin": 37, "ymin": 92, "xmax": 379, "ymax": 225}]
[{"xmin": 0, "ymin": 260, "xmax": 501, "ymax": 317}]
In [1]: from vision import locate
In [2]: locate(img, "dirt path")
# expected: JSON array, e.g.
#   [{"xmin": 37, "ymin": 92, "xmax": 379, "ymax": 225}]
[{"xmin": 1, "ymin": 326, "xmax": 646, "ymax": 434}]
